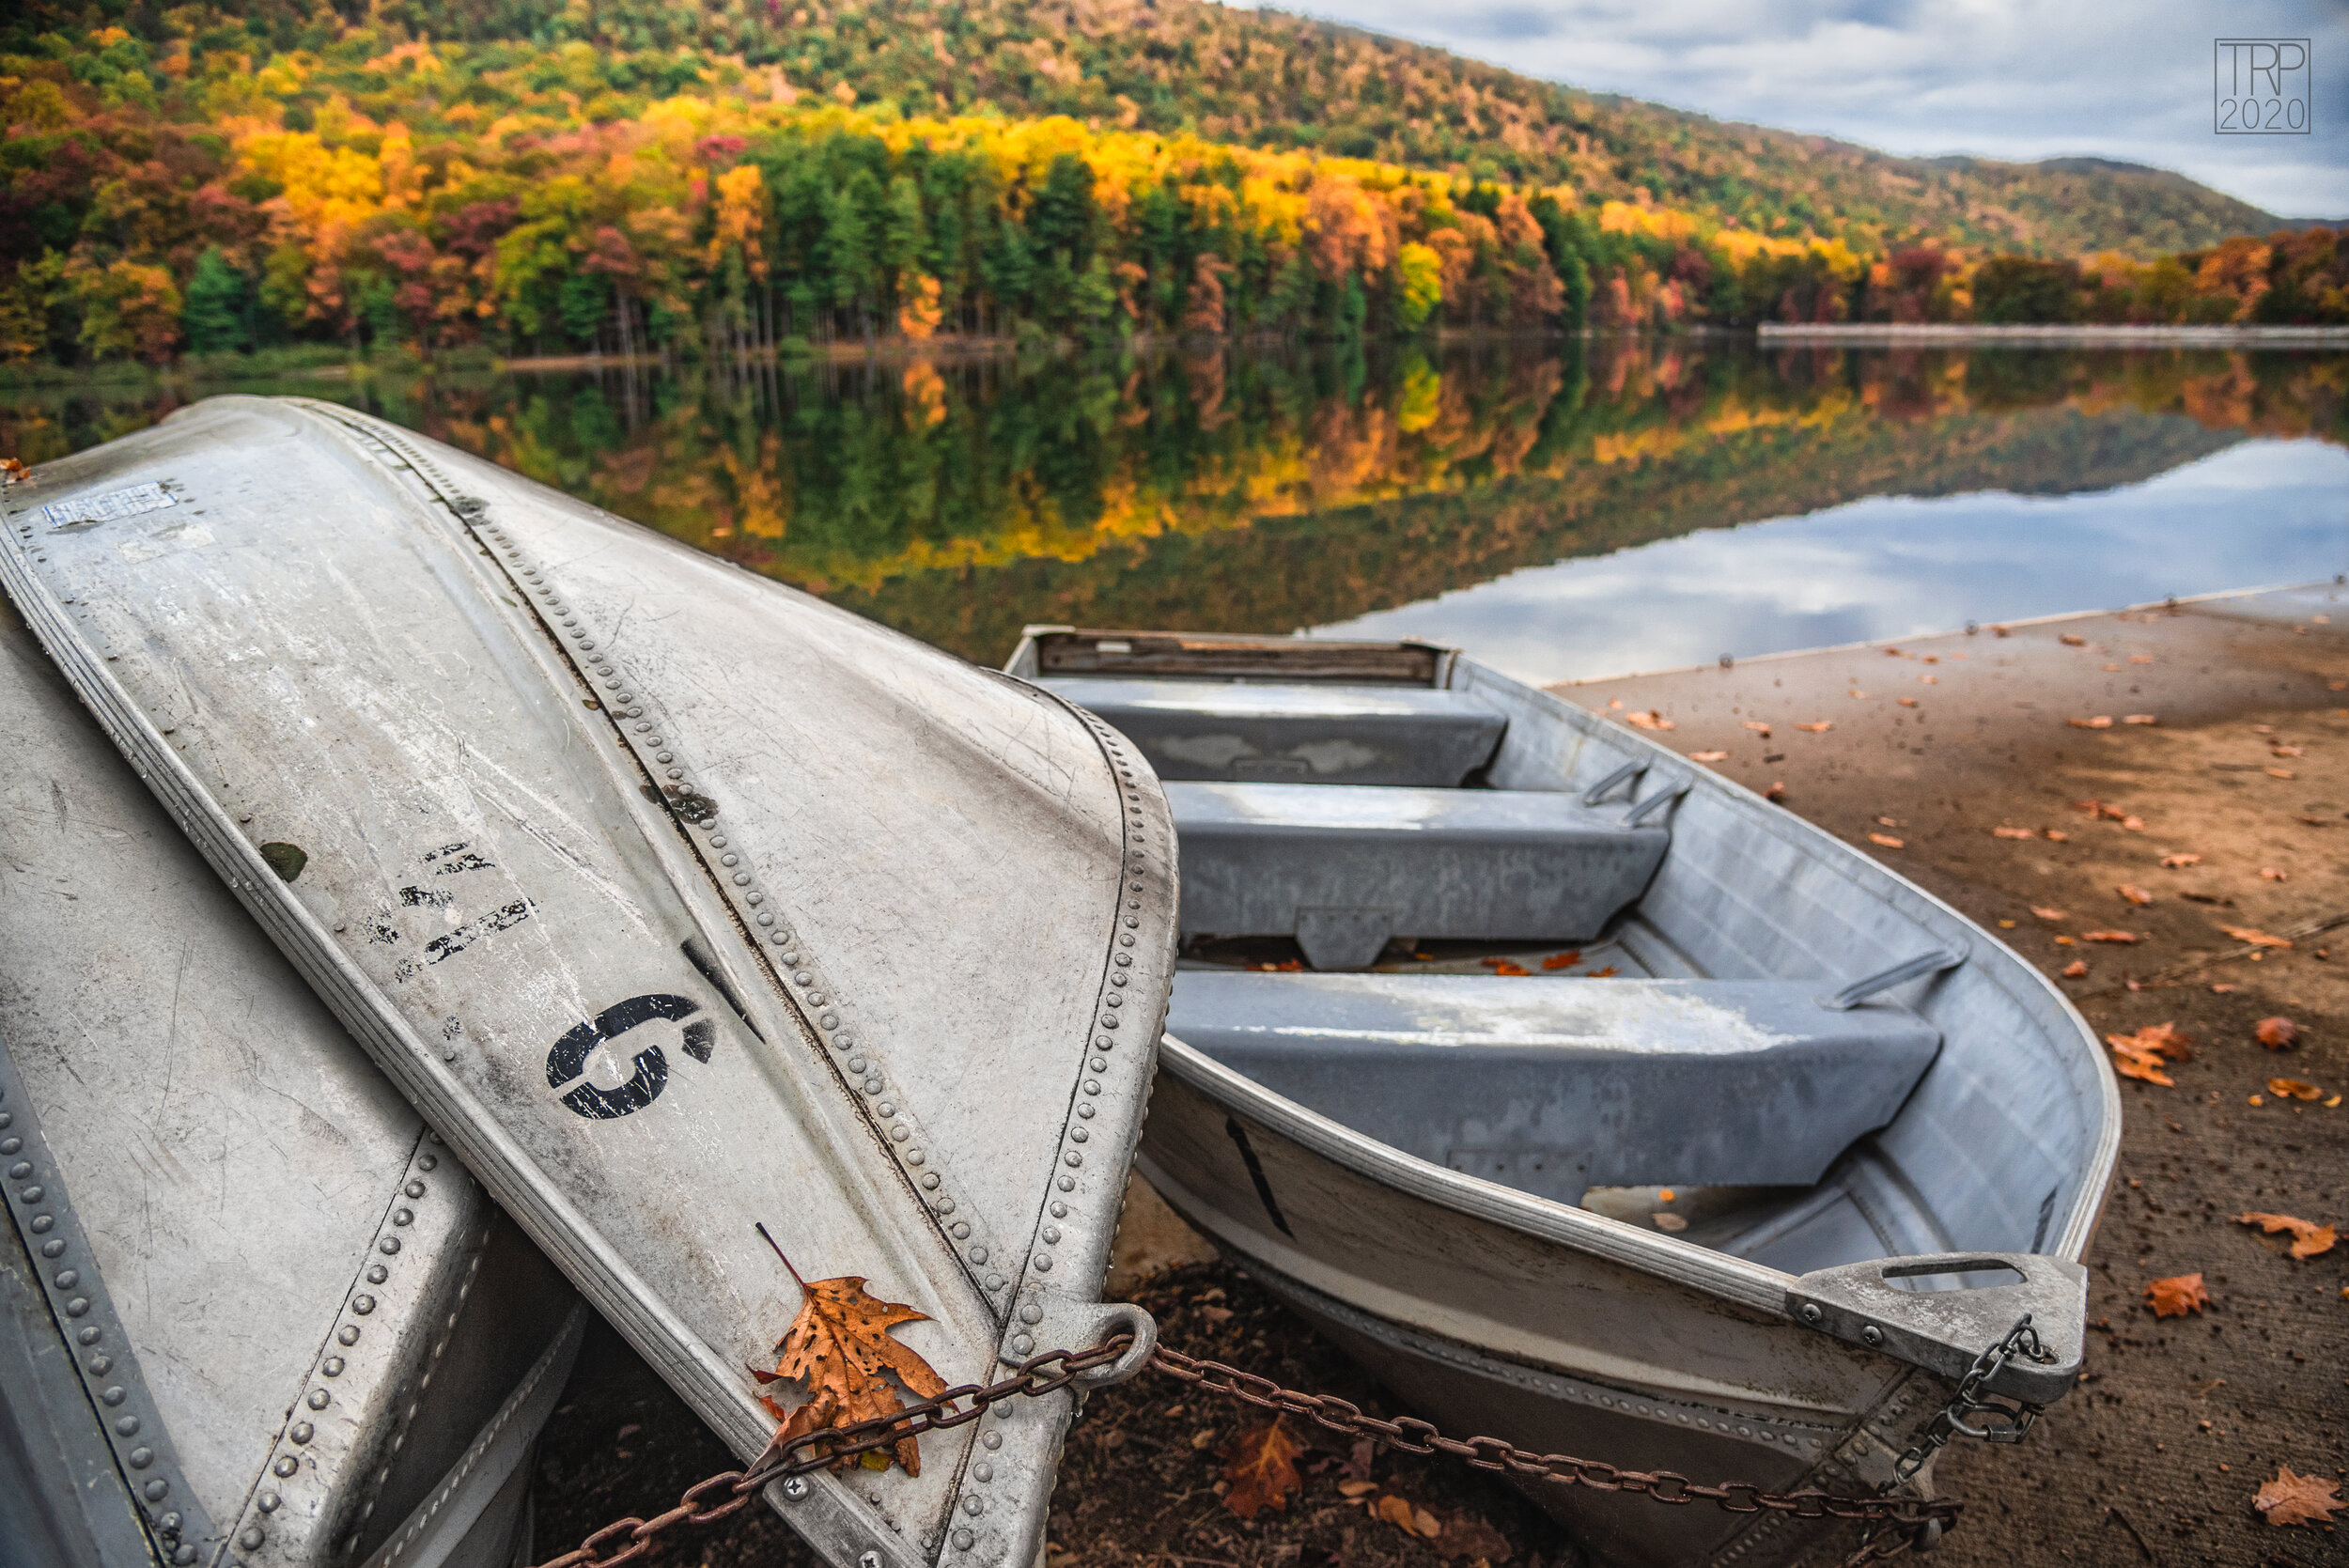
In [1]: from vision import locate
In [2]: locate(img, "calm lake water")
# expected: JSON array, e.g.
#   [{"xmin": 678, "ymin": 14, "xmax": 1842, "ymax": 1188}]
[{"xmin": 7, "ymin": 341, "xmax": 2343, "ymax": 683}]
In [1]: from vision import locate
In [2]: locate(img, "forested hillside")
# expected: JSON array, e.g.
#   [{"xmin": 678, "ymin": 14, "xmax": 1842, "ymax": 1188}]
[
  {"xmin": 2, "ymin": 4, "xmax": 2342, "ymax": 367},
  {"xmin": 9, "ymin": 0, "xmax": 2296, "ymax": 258}
]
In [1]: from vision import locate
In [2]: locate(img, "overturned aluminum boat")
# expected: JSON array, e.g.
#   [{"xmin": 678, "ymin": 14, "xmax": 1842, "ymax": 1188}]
[
  {"xmin": 0, "ymin": 593, "xmax": 586, "ymax": 1568},
  {"xmin": 1006, "ymin": 628, "xmax": 2116, "ymax": 1568},
  {"xmin": 1, "ymin": 398, "xmax": 1176, "ymax": 1568}
]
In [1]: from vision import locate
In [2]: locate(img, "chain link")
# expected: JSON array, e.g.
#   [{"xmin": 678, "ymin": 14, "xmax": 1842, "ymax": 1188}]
[
  {"xmin": 536, "ymin": 1336, "xmax": 1988, "ymax": 1568},
  {"xmin": 1887, "ymin": 1313, "xmax": 2055, "ymax": 1486}
]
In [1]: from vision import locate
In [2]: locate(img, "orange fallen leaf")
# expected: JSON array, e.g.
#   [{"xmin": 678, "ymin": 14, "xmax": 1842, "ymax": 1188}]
[
  {"xmin": 2122, "ymin": 816, "xmax": 2146, "ymax": 831},
  {"xmin": 2044, "ymin": 828, "xmax": 2069, "ymax": 841},
  {"xmin": 2059, "ymin": 633, "xmax": 2087, "ymax": 646},
  {"xmin": 2061, "ymin": 959, "xmax": 2088, "ymax": 978},
  {"xmin": 1876, "ymin": 815, "xmax": 1902, "ymax": 827},
  {"xmin": 1540, "ymin": 951, "xmax": 1583, "ymax": 970},
  {"xmin": 2255, "ymin": 1017, "xmax": 2300, "ymax": 1049},
  {"xmin": 1221, "ymin": 1417, "xmax": 1305, "ymax": 1519},
  {"xmin": 1589, "ymin": 965, "xmax": 1619, "ymax": 977},
  {"xmin": 2266, "ymin": 768, "xmax": 2295, "ymax": 780},
  {"xmin": 2128, "ymin": 654, "xmax": 2155, "ymax": 664},
  {"xmin": 2054, "ymin": 935, "xmax": 2077, "ymax": 946},
  {"xmin": 1898, "ymin": 696, "xmax": 1920, "ymax": 707},
  {"xmin": 2161, "ymin": 853, "xmax": 2201, "ymax": 868},
  {"xmin": 1763, "ymin": 782, "xmax": 1787, "ymax": 801},
  {"xmin": 1688, "ymin": 750, "xmax": 1729, "ymax": 762},
  {"xmin": 2083, "ymin": 930, "xmax": 2138, "ymax": 944},
  {"xmin": 2106, "ymin": 1022, "xmax": 2190, "ymax": 1086},
  {"xmin": 1625, "ymin": 710, "xmax": 1673, "ymax": 731},
  {"xmin": 2271, "ymin": 745, "xmax": 2304, "ymax": 757},
  {"xmin": 2266, "ymin": 1079, "xmax": 2323, "ymax": 1102},
  {"xmin": 1337, "ymin": 1479, "xmax": 1380, "ymax": 1499},
  {"xmin": 2255, "ymin": 1466, "xmax": 2341, "ymax": 1528},
  {"xmin": 2124, "ymin": 714, "xmax": 2158, "ymax": 724},
  {"xmin": 1793, "ymin": 721, "xmax": 1832, "ymax": 733},
  {"xmin": 2069, "ymin": 716, "xmax": 2114, "ymax": 729},
  {"xmin": 1742, "ymin": 721, "xmax": 1773, "ymax": 736},
  {"xmin": 1847, "ymin": 690, "xmax": 1869, "ymax": 699},
  {"xmin": 2031, "ymin": 906, "xmax": 2067, "ymax": 920},
  {"xmin": 2236, "ymin": 1212, "xmax": 2335, "ymax": 1258},
  {"xmin": 1993, "ymin": 826, "xmax": 2035, "ymax": 839},
  {"xmin": 2144, "ymin": 1273, "xmax": 2209, "ymax": 1316},
  {"xmin": 1489, "ymin": 959, "xmax": 1530, "ymax": 976},
  {"xmin": 2259, "ymin": 868, "xmax": 2287, "ymax": 881},
  {"xmin": 2116, "ymin": 884, "xmax": 2154, "ymax": 905},
  {"xmin": 1374, "ymin": 1494, "xmax": 1441, "ymax": 1539},
  {"xmin": 749, "ymin": 1229, "xmax": 950, "ymax": 1477},
  {"xmin": 1869, "ymin": 833, "xmax": 1904, "ymax": 848},
  {"xmin": 2225, "ymin": 927, "xmax": 2293, "ymax": 950}
]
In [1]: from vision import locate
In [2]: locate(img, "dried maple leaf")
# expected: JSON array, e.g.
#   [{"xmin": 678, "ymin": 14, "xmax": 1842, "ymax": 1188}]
[
  {"xmin": 2267, "ymin": 1079, "xmax": 2323, "ymax": 1102},
  {"xmin": 2116, "ymin": 884, "xmax": 2154, "ymax": 905},
  {"xmin": 1794, "ymin": 721, "xmax": 1832, "ymax": 733},
  {"xmin": 2225, "ymin": 927, "xmax": 2293, "ymax": 950},
  {"xmin": 1221, "ymin": 1417, "xmax": 1304, "ymax": 1519},
  {"xmin": 1540, "ymin": 951, "xmax": 1582, "ymax": 970},
  {"xmin": 1993, "ymin": 826, "xmax": 2035, "ymax": 839},
  {"xmin": 1625, "ymin": 710, "xmax": 1672, "ymax": 731},
  {"xmin": 2061, "ymin": 959, "xmax": 2088, "ymax": 978},
  {"xmin": 2160, "ymin": 853, "xmax": 2201, "ymax": 868},
  {"xmin": 2083, "ymin": 930, "xmax": 2139, "ymax": 944},
  {"xmin": 2031, "ymin": 906, "xmax": 2067, "ymax": 920},
  {"xmin": 2144, "ymin": 1273, "xmax": 2210, "ymax": 1317},
  {"xmin": 2236, "ymin": 1212, "xmax": 2337, "ymax": 1258},
  {"xmin": 2255, "ymin": 1466, "xmax": 2341, "ymax": 1527},
  {"xmin": 748, "ymin": 1227, "xmax": 949, "ymax": 1476},
  {"xmin": 2256, "ymin": 1017, "xmax": 2301, "ymax": 1049}
]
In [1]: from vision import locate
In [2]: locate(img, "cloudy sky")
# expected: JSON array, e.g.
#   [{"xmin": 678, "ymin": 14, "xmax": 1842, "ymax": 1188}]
[{"xmin": 1242, "ymin": 0, "xmax": 2349, "ymax": 217}]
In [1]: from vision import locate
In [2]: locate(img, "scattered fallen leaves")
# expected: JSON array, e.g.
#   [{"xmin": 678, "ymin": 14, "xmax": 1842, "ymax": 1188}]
[
  {"xmin": 2083, "ymin": 930, "xmax": 2139, "ymax": 944},
  {"xmin": 1373, "ymin": 1495, "xmax": 1443, "ymax": 1541},
  {"xmin": 2161, "ymin": 853, "xmax": 2201, "ymax": 868},
  {"xmin": 2031, "ymin": 906, "xmax": 2067, "ymax": 920},
  {"xmin": 2254, "ymin": 1466, "xmax": 2341, "ymax": 1528},
  {"xmin": 2144, "ymin": 1273, "xmax": 2210, "ymax": 1317},
  {"xmin": 2265, "ymin": 1079, "xmax": 2324, "ymax": 1103},
  {"xmin": 0, "ymin": 457, "xmax": 27, "ymax": 483},
  {"xmin": 1742, "ymin": 721, "xmax": 1773, "ymax": 737},
  {"xmin": 2124, "ymin": 714, "xmax": 2158, "ymax": 724},
  {"xmin": 1993, "ymin": 826, "xmax": 2035, "ymax": 839},
  {"xmin": 2061, "ymin": 959, "xmax": 2088, "ymax": 978},
  {"xmin": 1869, "ymin": 832, "xmax": 1905, "ymax": 848},
  {"xmin": 1479, "ymin": 957, "xmax": 1530, "ymax": 976},
  {"xmin": 2069, "ymin": 716, "xmax": 2114, "ymax": 729},
  {"xmin": 1688, "ymin": 750, "xmax": 1729, "ymax": 762},
  {"xmin": 2226, "ymin": 927, "xmax": 2293, "ymax": 950},
  {"xmin": 1221, "ymin": 1418, "xmax": 1304, "ymax": 1519},
  {"xmin": 1625, "ymin": 710, "xmax": 1673, "ymax": 731},
  {"xmin": 2256, "ymin": 1017, "xmax": 2301, "ymax": 1049},
  {"xmin": 2106, "ymin": 1022, "xmax": 2192, "ymax": 1085},
  {"xmin": 2116, "ymin": 884, "xmax": 2154, "ymax": 905},
  {"xmin": 1794, "ymin": 721, "xmax": 1832, "ymax": 733},
  {"xmin": 1540, "ymin": 951, "xmax": 1582, "ymax": 970},
  {"xmin": 749, "ymin": 1234, "xmax": 950, "ymax": 1476}
]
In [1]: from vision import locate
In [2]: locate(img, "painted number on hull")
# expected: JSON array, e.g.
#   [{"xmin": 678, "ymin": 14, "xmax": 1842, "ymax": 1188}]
[{"xmin": 546, "ymin": 993, "xmax": 716, "ymax": 1119}]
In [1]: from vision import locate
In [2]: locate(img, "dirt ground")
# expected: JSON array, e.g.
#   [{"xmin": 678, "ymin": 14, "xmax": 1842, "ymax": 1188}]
[{"xmin": 531, "ymin": 586, "xmax": 2347, "ymax": 1568}]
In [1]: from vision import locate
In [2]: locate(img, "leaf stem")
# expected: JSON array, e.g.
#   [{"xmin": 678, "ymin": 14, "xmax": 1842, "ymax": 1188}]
[{"xmin": 756, "ymin": 1221, "xmax": 809, "ymax": 1291}]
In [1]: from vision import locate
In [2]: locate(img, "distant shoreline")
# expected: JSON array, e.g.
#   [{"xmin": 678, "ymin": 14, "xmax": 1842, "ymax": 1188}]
[{"xmin": 1758, "ymin": 322, "xmax": 2349, "ymax": 345}]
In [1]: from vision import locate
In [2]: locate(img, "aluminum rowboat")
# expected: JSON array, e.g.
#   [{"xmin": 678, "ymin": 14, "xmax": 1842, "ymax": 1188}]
[
  {"xmin": 0, "ymin": 593, "xmax": 586, "ymax": 1568},
  {"xmin": 1006, "ymin": 627, "xmax": 2115, "ymax": 1568},
  {"xmin": 0, "ymin": 399, "xmax": 1178, "ymax": 1568}
]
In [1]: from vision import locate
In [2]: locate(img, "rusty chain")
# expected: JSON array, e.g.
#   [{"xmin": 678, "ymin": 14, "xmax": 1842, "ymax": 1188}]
[{"xmin": 536, "ymin": 1337, "xmax": 1962, "ymax": 1568}]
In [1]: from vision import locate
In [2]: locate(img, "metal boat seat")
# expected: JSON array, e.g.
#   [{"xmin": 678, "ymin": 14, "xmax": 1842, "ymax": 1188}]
[
  {"xmin": 1042, "ymin": 677, "xmax": 1506, "ymax": 786},
  {"xmin": 1168, "ymin": 781, "xmax": 1671, "ymax": 968},
  {"xmin": 1168, "ymin": 970, "xmax": 1942, "ymax": 1204}
]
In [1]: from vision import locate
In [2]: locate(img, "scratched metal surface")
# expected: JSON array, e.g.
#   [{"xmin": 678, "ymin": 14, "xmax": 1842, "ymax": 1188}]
[
  {"xmin": 0, "ymin": 396, "xmax": 1179, "ymax": 1568},
  {"xmin": 0, "ymin": 596, "xmax": 579, "ymax": 1568}
]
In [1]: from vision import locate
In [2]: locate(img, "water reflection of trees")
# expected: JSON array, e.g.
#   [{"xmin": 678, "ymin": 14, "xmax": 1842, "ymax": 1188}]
[{"xmin": 2, "ymin": 344, "xmax": 2339, "ymax": 657}]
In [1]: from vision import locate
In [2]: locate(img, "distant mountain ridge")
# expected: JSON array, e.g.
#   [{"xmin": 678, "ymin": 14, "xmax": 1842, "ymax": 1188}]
[{"xmin": 43, "ymin": 0, "xmax": 2287, "ymax": 258}]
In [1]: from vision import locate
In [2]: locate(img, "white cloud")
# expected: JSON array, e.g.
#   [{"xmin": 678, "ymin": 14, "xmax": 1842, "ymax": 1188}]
[{"xmin": 1232, "ymin": 0, "xmax": 2349, "ymax": 215}]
